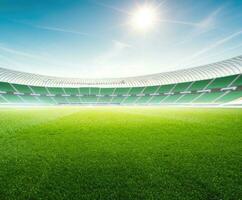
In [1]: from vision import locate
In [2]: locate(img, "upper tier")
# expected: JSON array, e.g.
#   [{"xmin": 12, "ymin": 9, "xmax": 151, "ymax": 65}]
[{"xmin": 0, "ymin": 55, "xmax": 242, "ymax": 88}]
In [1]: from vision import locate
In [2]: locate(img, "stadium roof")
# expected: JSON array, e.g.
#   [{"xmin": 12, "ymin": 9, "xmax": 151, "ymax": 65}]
[{"xmin": 0, "ymin": 55, "xmax": 242, "ymax": 88}]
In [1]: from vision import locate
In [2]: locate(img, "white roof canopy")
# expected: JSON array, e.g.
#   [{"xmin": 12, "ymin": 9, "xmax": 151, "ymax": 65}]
[{"xmin": 0, "ymin": 55, "xmax": 242, "ymax": 88}]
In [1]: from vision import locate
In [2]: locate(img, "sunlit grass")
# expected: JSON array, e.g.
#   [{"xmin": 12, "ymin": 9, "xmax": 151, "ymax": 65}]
[{"xmin": 0, "ymin": 107, "xmax": 241, "ymax": 200}]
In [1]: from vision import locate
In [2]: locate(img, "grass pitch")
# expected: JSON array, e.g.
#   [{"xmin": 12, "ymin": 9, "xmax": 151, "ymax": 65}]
[{"xmin": 0, "ymin": 107, "xmax": 241, "ymax": 200}]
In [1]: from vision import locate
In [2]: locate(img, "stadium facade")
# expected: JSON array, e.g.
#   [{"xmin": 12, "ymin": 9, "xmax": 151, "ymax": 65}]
[{"xmin": 0, "ymin": 55, "xmax": 242, "ymax": 106}]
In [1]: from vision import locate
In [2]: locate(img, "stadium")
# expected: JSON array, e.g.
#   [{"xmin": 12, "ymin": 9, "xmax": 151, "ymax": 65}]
[
  {"xmin": 0, "ymin": 1, "xmax": 242, "ymax": 200},
  {"xmin": 1, "ymin": 55, "xmax": 242, "ymax": 106}
]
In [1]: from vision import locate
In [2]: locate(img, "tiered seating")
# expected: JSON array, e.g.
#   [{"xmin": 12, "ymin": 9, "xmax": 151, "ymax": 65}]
[
  {"xmin": 0, "ymin": 95, "xmax": 7, "ymax": 103},
  {"xmin": 79, "ymin": 88, "xmax": 89, "ymax": 95},
  {"xmin": 135, "ymin": 96, "xmax": 152, "ymax": 104},
  {"xmin": 149, "ymin": 95, "xmax": 167, "ymax": 104},
  {"xmin": 193, "ymin": 92, "xmax": 223, "ymax": 103},
  {"xmin": 207, "ymin": 75, "xmax": 238, "ymax": 89},
  {"xmin": 67, "ymin": 96, "xmax": 81, "ymax": 103},
  {"xmin": 81, "ymin": 96, "xmax": 97, "ymax": 103},
  {"xmin": 143, "ymin": 86, "xmax": 159, "ymax": 94},
  {"xmin": 90, "ymin": 88, "xmax": 99, "ymax": 95},
  {"xmin": 30, "ymin": 86, "xmax": 48, "ymax": 94},
  {"xmin": 100, "ymin": 88, "xmax": 115, "ymax": 95},
  {"xmin": 64, "ymin": 88, "xmax": 79, "ymax": 95},
  {"xmin": 54, "ymin": 96, "xmax": 69, "ymax": 104},
  {"xmin": 0, "ymin": 82, "xmax": 15, "ymax": 92},
  {"xmin": 172, "ymin": 82, "xmax": 192, "ymax": 92},
  {"xmin": 157, "ymin": 84, "xmax": 175, "ymax": 94},
  {"xmin": 215, "ymin": 91, "xmax": 242, "ymax": 103},
  {"xmin": 129, "ymin": 87, "xmax": 145, "ymax": 95},
  {"xmin": 111, "ymin": 96, "xmax": 125, "ymax": 104},
  {"xmin": 1, "ymin": 94, "xmax": 23, "ymax": 103},
  {"xmin": 21, "ymin": 95, "xmax": 40, "ymax": 104},
  {"xmin": 176, "ymin": 93, "xmax": 201, "ymax": 103},
  {"xmin": 48, "ymin": 87, "xmax": 65, "ymax": 95},
  {"xmin": 114, "ymin": 88, "xmax": 130, "ymax": 95},
  {"xmin": 12, "ymin": 84, "xmax": 32, "ymax": 94},
  {"xmin": 189, "ymin": 79, "xmax": 211, "ymax": 91},
  {"xmin": 38, "ymin": 96, "xmax": 55, "ymax": 104},
  {"xmin": 98, "ymin": 96, "xmax": 112, "ymax": 103},
  {"xmin": 162, "ymin": 94, "xmax": 183, "ymax": 104},
  {"xmin": 232, "ymin": 75, "xmax": 242, "ymax": 87},
  {"xmin": 123, "ymin": 96, "xmax": 138, "ymax": 104},
  {"xmin": 0, "ymin": 74, "xmax": 241, "ymax": 105}
]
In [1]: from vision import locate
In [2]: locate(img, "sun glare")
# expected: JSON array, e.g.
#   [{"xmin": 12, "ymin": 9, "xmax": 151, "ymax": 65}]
[{"xmin": 131, "ymin": 5, "xmax": 158, "ymax": 31}]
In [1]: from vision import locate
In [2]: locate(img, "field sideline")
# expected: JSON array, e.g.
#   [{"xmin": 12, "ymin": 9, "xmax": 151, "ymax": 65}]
[{"xmin": 0, "ymin": 107, "xmax": 241, "ymax": 200}]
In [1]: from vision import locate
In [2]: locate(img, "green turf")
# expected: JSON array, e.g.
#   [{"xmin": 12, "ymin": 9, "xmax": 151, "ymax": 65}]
[{"xmin": 0, "ymin": 107, "xmax": 241, "ymax": 200}]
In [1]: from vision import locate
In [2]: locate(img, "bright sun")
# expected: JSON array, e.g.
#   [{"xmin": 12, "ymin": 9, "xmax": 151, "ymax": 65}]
[{"xmin": 131, "ymin": 5, "xmax": 158, "ymax": 31}]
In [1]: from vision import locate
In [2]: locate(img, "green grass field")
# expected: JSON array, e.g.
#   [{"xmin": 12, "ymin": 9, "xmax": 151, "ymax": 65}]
[{"xmin": 0, "ymin": 107, "xmax": 241, "ymax": 200}]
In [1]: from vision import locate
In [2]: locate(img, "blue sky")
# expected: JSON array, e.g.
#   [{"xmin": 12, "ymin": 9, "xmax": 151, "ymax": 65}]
[{"xmin": 0, "ymin": 0, "xmax": 242, "ymax": 78}]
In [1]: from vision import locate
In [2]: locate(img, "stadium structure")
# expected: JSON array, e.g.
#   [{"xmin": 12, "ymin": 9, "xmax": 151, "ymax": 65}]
[{"xmin": 0, "ymin": 55, "xmax": 242, "ymax": 107}]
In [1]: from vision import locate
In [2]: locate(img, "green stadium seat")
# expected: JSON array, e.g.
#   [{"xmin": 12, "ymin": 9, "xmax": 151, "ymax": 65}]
[
  {"xmin": 207, "ymin": 75, "xmax": 238, "ymax": 89},
  {"xmin": 149, "ymin": 95, "xmax": 166, "ymax": 104},
  {"xmin": 80, "ymin": 96, "xmax": 98, "ymax": 103},
  {"xmin": 53, "ymin": 96, "xmax": 69, "ymax": 104},
  {"xmin": 100, "ymin": 88, "xmax": 115, "ymax": 95},
  {"xmin": 129, "ymin": 87, "xmax": 145, "ymax": 95},
  {"xmin": 231, "ymin": 75, "xmax": 242, "ymax": 87},
  {"xmin": 21, "ymin": 95, "xmax": 40, "ymax": 104},
  {"xmin": 114, "ymin": 88, "xmax": 130, "ymax": 95},
  {"xmin": 122, "ymin": 96, "xmax": 138, "ymax": 104},
  {"xmin": 30, "ymin": 86, "xmax": 49, "ymax": 95},
  {"xmin": 67, "ymin": 96, "xmax": 81, "ymax": 103},
  {"xmin": 38, "ymin": 96, "xmax": 56, "ymax": 104},
  {"xmin": 176, "ymin": 93, "xmax": 201, "ymax": 103},
  {"xmin": 143, "ymin": 86, "xmax": 159, "ymax": 94},
  {"xmin": 0, "ymin": 82, "xmax": 15, "ymax": 92},
  {"xmin": 12, "ymin": 84, "xmax": 32, "ymax": 94},
  {"xmin": 162, "ymin": 94, "xmax": 183, "ymax": 103},
  {"xmin": 215, "ymin": 91, "xmax": 242, "ymax": 103},
  {"xmin": 111, "ymin": 96, "xmax": 125, "ymax": 104},
  {"xmin": 172, "ymin": 82, "xmax": 193, "ymax": 92},
  {"xmin": 135, "ymin": 96, "xmax": 152, "ymax": 104},
  {"xmin": 90, "ymin": 88, "xmax": 100, "ymax": 95},
  {"xmin": 64, "ymin": 88, "xmax": 79, "ymax": 95},
  {"xmin": 2, "ymin": 94, "xmax": 23, "ymax": 103},
  {"xmin": 157, "ymin": 84, "xmax": 175, "ymax": 94},
  {"xmin": 97, "ymin": 96, "xmax": 112, "ymax": 103},
  {"xmin": 189, "ymin": 79, "xmax": 211, "ymax": 91},
  {"xmin": 79, "ymin": 88, "xmax": 90, "ymax": 95},
  {"xmin": 193, "ymin": 92, "xmax": 223, "ymax": 103},
  {"xmin": 48, "ymin": 87, "xmax": 65, "ymax": 95},
  {"xmin": 0, "ymin": 95, "xmax": 7, "ymax": 103}
]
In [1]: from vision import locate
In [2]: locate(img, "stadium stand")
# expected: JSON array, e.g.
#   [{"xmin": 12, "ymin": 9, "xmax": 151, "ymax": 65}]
[{"xmin": 0, "ymin": 56, "xmax": 241, "ymax": 106}]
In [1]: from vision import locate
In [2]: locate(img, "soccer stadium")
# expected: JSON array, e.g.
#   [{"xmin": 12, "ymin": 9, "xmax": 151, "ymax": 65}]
[
  {"xmin": 0, "ymin": 55, "xmax": 242, "ymax": 106},
  {"xmin": 0, "ymin": 1, "xmax": 242, "ymax": 200}
]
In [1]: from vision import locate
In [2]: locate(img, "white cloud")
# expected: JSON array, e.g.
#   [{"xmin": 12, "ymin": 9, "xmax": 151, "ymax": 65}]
[
  {"xmin": 174, "ymin": 7, "xmax": 223, "ymax": 46},
  {"xmin": 0, "ymin": 45, "xmax": 42, "ymax": 59},
  {"xmin": 94, "ymin": 40, "xmax": 132, "ymax": 65},
  {"xmin": 179, "ymin": 30, "xmax": 242, "ymax": 66},
  {"xmin": 33, "ymin": 25, "xmax": 91, "ymax": 36}
]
